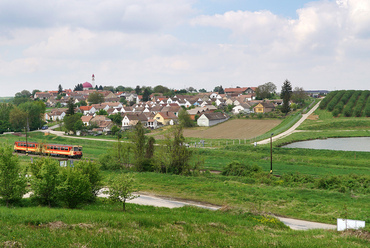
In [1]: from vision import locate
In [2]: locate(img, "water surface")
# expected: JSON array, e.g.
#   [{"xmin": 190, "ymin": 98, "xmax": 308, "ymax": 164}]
[{"xmin": 282, "ymin": 137, "xmax": 370, "ymax": 152}]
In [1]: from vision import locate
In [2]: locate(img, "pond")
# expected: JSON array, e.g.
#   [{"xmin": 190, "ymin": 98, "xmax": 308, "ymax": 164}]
[{"xmin": 282, "ymin": 137, "xmax": 370, "ymax": 152}]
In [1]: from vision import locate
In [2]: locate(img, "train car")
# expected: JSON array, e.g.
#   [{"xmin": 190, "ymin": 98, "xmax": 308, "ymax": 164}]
[
  {"xmin": 14, "ymin": 142, "xmax": 83, "ymax": 158},
  {"xmin": 42, "ymin": 144, "xmax": 83, "ymax": 158},
  {"xmin": 14, "ymin": 141, "xmax": 41, "ymax": 154}
]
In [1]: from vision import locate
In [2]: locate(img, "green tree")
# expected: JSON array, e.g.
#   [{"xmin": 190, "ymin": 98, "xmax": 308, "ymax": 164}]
[
  {"xmin": 57, "ymin": 167, "xmax": 92, "ymax": 208},
  {"xmin": 13, "ymin": 90, "xmax": 32, "ymax": 106},
  {"xmin": 135, "ymin": 85, "xmax": 141, "ymax": 95},
  {"xmin": 198, "ymin": 88, "xmax": 207, "ymax": 93},
  {"xmin": 153, "ymin": 85, "xmax": 170, "ymax": 94},
  {"xmin": 74, "ymin": 160, "xmax": 102, "ymax": 201},
  {"xmin": 0, "ymin": 144, "xmax": 27, "ymax": 207},
  {"xmin": 291, "ymin": 87, "xmax": 308, "ymax": 107},
  {"xmin": 9, "ymin": 107, "xmax": 27, "ymax": 131},
  {"xmin": 30, "ymin": 157, "xmax": 60, "ymax": 207},
  {"xmin": 108, "ymin": 113, "xmax": 123, "ymax": 125},
  {"xmin": 142, "ymin": 87, "xmax": 151, "ymax": 102},
  {"xmin": 214, "ymin": 86, "xmax": 224, "ymax": 94},
  {"xmin": 130, "ymin": 122, "xmax": 146, "ymax": 171},
  {"xmin": 178, "ymin": 108, "xmax": 194, "ymax": 127},
  {"xmin": 0, "ymin": 103, "xmax": 14, "ymax": 133},
  {"xmin": 96, "ymin": 109, "xmax": 108, "ymax": 115},
  {"xmin": 88, "ymin": 92, "xmax": 105, "ymax": 104},
  {"xmin": 281, "ymin": 80, "xmax": 293, "ymax": 115},
  {"xmin": 107, "ymin": 173, "xmax": 138, "ymax": 211},
  {"xmin": 255, "ymin": 82, "xmax": 277, "ymax": 99},
  {"xmin": 66, "ymin": 98, "xmax": 75, "ymax": 116},
  {"xmin": 163, "ymin": 125, "xmax": 192, "ymax": 174},
  {"xmin": 64, "ymin": 114, "xmax": 83, "ymax": 134},
  {"xmin": 58, "ymin": 84, "xmax": 63, "ymax": 95}
]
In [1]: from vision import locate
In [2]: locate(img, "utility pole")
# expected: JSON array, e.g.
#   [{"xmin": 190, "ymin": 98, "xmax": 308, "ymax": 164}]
[{"xmin": 270, "ymin": 133, "xmax": 274, "ymax": 174}]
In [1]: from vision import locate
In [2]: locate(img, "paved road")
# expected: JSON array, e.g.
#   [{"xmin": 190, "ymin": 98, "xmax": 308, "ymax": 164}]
[
  {"xmin": 96, "ymin": 189, "xmax": 336, "ymax": 230},
  {"xmin": 257, "ymin": 100, "xmax": 321, "ymax": 145}
]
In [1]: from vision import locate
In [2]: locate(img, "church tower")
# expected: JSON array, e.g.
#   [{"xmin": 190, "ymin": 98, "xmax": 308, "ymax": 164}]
[{"xmin": 92, "ymin": 74, "xmax": 95, "ymax": 88}]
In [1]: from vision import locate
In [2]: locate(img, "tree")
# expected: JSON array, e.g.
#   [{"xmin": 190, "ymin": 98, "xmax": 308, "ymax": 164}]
[
  {"xmin": 187, "ymin": 87, "xmax": 197, "ymax": 93},
  {"xmin": 9, "ymin": 107, "xmax": 27, "ymax": 131},
  {"xmin": 142, "ymin": 88, "xmax": 151, "ymax": 102},
  {"xmin": 291, "ymin": 87, "xmax": 308, "ymax": 107},
  {"xmin": 30, "ymin": 157, "xmax": 60, "ymax": 207},
  {"xmin": 160, "ymin": 125, "xmax": 192, "ymax": 174},
  {"xmin": 0, "ymin": 144, "xmax": 27, "ymax": 207},
  {"xmin": 66, "ymin": 98, "xmax": 75, "ymax": 116},
  {"xmin": 130, "ymin": 122, "xmax": 146, "ymax": 171},
  {"xmin": 17, "ymin": 101, "xmax": 45, "ymax": 130},
  {"xmin": 135, "ymin": 85, "xmax": 141, "ymax": 95},
  {"xmin": 213, "ymin": 86, "xmax": 224, "ymax": 94},
  {"xmin": 58, "ymin": 84, "xmax": 63, "ymax": 95},
  {"xmin": 96, "ymin": 109, "xmax": 108, "ymax": 116},
  {"xmin": 198, "ymin": 88, "xmax": 207, "ymax": 93},
  {"xmin": 115, "ymin": 85, "xmax": 125, "ymax": 92},
  {"xmin": 57, "ymin": 166, "xmax": 92, "ymax": 208},
  {"xmin": 153, "ymin": 85, "xmax": 170, "ymax": 94},
  {"xmin": 281, "ymin": 80, "xmax": 293, "ymax": 115},
  {"xmin": 0, "ymin": 103, "xmax": 14, "ymax": 133},
  {"xmin": 87, "ymin": 92, "xmax": 104, "ymax": 104},
  {"xmin": 108, "ymin": 113, "xmax": 123, "ymax": 125},
  {"xmin": 13, "ymin": 90, "xmax": 32, "ymax": 105},
  {"xmin": 178, "ymin": 108, "xmax": 194, "ymax": 127},
  {"xmin": 74, "ymin": 160, "xmax": 102, "ymax": 201},
  {"xmin": 107, "ymin": 173, "xmax": 138, "ymax": 211},
  {"xmin": 255, "ymin": 82, "xmax": 277, "ymax": 99},
  {"xmin": 64, "ymin": 114, "xmax": 83, "ymax": 134},
  {"xmin": 74, "ymin": 84, "xmax": 83, "ymax": 91}
]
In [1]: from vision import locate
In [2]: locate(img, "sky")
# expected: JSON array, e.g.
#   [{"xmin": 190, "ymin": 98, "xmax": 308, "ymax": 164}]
[{"xmin": 1, "ymin": 0, "xmax": 370, "ymax": 97}]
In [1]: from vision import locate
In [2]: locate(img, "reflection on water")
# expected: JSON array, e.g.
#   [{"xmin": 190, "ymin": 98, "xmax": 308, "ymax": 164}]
[{"xmin": 282, "ymin": 137, "xmax": 370, "ymax": 152}]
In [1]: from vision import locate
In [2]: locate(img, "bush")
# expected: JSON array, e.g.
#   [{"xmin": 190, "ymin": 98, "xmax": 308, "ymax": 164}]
[
  {"xmin": 222, "ymin": 161, "xmax": 262, "ymax": 177},
  {"xmin": 74, "ymin": 160, "xmax": 103, "ymax": 201},
  {"xmin": 57, "ymin": 167, "xmax": 92, "ymax": 208}
]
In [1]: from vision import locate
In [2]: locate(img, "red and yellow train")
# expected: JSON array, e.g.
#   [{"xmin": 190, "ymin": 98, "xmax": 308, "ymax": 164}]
[{"xmin": 14, "ymin": 141, "xmax": 83, "ymax": 158}]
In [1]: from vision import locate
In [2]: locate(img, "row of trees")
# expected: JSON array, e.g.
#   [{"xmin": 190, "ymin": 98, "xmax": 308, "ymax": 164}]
[
  {"xmin": 0, "ymin": 101, "xmax": 46, "ymax": 133},
  {"xmin": 99, "ymin": 122, "xmax": 195, "ymax": 175},
  {"xmin": 0, "ymin": 143, "xmax": 137, "ymax": 211},
  {"xmin": 320, "ymin": 90, "xmax": 370, "ymax": 117}
]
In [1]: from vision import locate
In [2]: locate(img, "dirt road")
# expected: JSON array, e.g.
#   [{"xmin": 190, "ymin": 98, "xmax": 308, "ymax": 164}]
[{"xmin": 257, "ymin": 100, "xmax": 321, "ymax": 145}]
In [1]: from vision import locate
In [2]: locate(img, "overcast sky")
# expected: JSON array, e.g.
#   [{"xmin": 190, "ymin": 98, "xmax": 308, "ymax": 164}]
[{"xmin": 1, "ymin": 0, "xmax": 370, "ymax": 97}]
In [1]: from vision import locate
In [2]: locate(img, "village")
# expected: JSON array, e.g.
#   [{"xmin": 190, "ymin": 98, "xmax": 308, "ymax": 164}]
[{"xmin": 38, "ymin": 79, "xmax": 286, "ymax": 135}]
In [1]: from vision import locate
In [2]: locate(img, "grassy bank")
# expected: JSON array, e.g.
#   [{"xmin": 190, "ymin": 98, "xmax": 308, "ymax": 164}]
[{"xmin": 1, "ymin": 200, "xmax": 368, "ymax": 247}]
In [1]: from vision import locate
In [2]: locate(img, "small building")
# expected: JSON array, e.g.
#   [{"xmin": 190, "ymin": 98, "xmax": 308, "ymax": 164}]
[
  {"xmin": 154, "ymin": 112, "xmax": 178, "ymax": 126},
  {"xmin": 197, "ymin": 112, "xmax": 228, "ymax": 127},
  {"xmin": 253, "ymin": 102, "xmax": 275, "ymax": 113}
]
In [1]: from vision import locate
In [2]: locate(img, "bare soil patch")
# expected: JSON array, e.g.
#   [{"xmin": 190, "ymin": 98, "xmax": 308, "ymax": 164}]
[
  {"xmin": 183, "ymin": 119, "xmax": 281, "ymax": 139},
  {"xmin": 307, "ymin": 114, "xmax": 319, "ymax": 120}
]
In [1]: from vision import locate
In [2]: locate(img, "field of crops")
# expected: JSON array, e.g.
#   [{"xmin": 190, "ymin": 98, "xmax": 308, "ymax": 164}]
[
  {"xmin": 182, "ymin": 119, "xmax": 281, "ymax": 139},
  {"xmin": 319, "ymin": 90, "xmax": 370, "ymax": 117}
]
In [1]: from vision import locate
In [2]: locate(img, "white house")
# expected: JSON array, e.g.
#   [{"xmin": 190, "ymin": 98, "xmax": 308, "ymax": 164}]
[{"xmin": 197, "ymin": 113, "xmax": 228, "ymax": 127}]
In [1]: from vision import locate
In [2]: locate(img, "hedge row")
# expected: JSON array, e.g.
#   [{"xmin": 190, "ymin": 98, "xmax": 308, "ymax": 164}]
[
  {"xmin": 353, "ymin": 90, "xmax": 370, "ymax": 117},
  {"xmin": 327, "ymin": 90, "xmax": 346, "ymax": 112},
  {"xmin": 342, "ymin": 91, "xmax": 361, "ymax": 117},
  {"xmin": 319, "ymin": 91, "xmax": 337, "ymax": 109},
  {"xmin": 365, "ymin": 93, "xmax": 370, "ymax": 117}
]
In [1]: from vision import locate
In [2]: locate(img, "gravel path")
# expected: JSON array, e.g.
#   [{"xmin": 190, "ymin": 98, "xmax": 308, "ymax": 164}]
[{"xmin": 257, "ymin": 100, "xmax": 321, "ymax": 145}]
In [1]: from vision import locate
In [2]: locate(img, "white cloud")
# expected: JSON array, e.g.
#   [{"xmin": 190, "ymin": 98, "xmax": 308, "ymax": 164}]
[{"xmin": 1, "ymin": 0, "xmax": 370, "ymax": 96}]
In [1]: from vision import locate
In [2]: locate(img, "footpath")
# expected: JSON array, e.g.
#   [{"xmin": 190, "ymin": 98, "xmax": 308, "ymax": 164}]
[{"xmin": 257, "ymin": 100, "xmax": 321, "ymax": 145}]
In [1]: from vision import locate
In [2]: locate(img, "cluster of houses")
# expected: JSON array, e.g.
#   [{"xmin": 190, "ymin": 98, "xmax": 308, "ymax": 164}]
[{"xmin": 41, "ymin": 86, "xmax": 283, "ymax": 134}]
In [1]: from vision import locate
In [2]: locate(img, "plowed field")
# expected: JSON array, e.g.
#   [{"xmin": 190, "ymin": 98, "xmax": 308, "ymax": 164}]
[{"xmin": 183, "ymin": 119, "xmax": 281, "ymax": 139}]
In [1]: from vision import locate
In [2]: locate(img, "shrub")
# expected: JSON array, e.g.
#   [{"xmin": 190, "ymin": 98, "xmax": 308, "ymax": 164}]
[
  {"xmin": 222, "ymin": 161, "xmax": 262, "ymax": 177},
  {"xmin": 74, "ymin": 160, "xmax": 103, "ymax": 200},
  {"xmin": 57, "ymin": 167, "xmax": 92, "ymax": 208}
]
